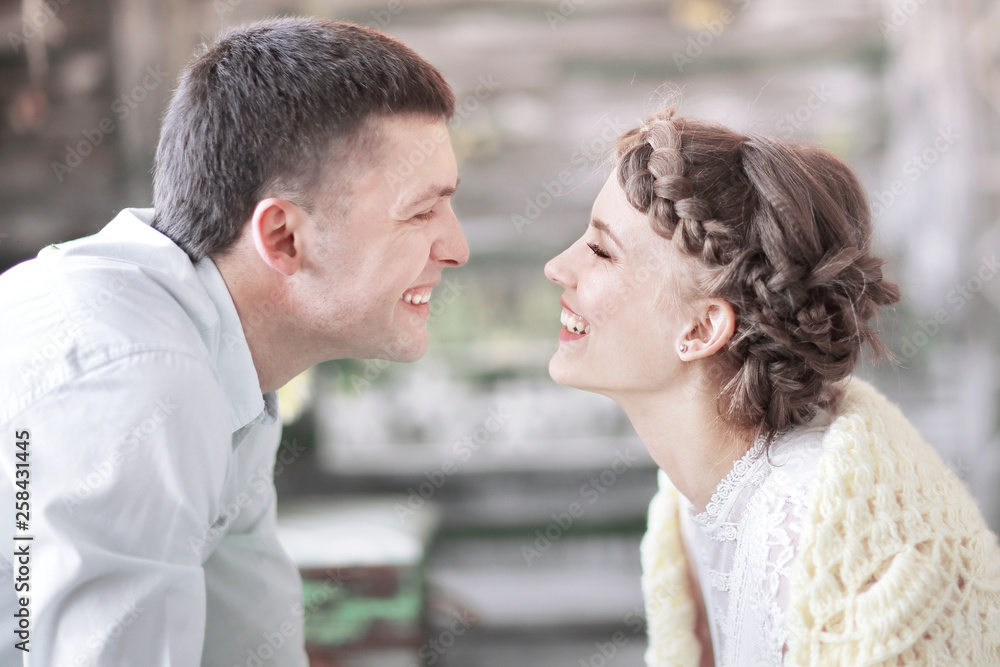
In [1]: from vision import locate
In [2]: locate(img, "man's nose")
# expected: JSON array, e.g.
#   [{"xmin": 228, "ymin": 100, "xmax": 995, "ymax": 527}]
[{"xmin": 434, "ymin": 205, "xmax": 469, "ymax": 267}]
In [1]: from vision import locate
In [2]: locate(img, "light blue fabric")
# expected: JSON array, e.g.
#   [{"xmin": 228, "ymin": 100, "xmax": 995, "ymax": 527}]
[{"xmin": 0, "ymin": 209, "xmax": 307, "ymax": 666}]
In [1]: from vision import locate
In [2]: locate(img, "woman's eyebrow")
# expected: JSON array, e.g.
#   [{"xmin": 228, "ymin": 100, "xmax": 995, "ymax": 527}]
[{"xmin": 591, "ymin": 217, "xmax": 623, "ymax": 250}]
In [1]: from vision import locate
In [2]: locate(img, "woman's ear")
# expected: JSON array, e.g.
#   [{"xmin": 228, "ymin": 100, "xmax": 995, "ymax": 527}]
[{"xmin": 676, "ymin": 298, "xmax": 736, "ymax": 360}]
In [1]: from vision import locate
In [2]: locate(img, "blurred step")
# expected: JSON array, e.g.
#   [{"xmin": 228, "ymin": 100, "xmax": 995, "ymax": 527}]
[{"xmin": 425, "ymin": 534, "xmax": 648, "ymax": 667}]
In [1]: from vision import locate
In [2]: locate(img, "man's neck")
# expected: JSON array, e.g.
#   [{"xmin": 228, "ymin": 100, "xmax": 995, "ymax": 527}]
[{"xmin": 213, "ymin": 255, "xmax": 307, "ymax": 394}]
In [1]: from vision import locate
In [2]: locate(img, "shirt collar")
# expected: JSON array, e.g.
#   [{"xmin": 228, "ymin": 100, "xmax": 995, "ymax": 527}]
[
  {"xmin": 123, "ymin": 208, "xmax": 276, "ymax": 434},
  {"xmin": 194, "ymin": 255, "xmax": 276, "ymax": 432}
]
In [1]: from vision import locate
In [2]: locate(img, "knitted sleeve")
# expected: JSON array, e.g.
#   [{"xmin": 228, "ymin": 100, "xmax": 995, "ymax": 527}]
[
  {"xmin": 641, "ymin": 469, "xmax": 703, "ymax": 667},
  {"xmin": 786, "ymin": 378, "xmax": 1000, "ymax": 666}
]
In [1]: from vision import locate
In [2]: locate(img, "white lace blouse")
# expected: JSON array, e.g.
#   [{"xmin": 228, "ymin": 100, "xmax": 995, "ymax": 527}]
[{"xmin": 678, "ymin": 413, "xmax": 832, "ymax": 666}]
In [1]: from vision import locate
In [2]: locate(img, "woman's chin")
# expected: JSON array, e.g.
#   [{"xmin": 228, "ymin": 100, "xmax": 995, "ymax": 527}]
[
  {"xmin": 548, "ymin": 355, "xmax": 571, "ymax": 386},
  {"xmin": 548, "ymin": 355, "xmax": 596, "ymax": 392}
]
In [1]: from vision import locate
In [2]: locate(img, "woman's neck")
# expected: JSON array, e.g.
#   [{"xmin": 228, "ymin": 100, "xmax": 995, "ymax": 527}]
[{"xmin": 614, "ymin": 386, "xmax": 756, "ymax": 513}]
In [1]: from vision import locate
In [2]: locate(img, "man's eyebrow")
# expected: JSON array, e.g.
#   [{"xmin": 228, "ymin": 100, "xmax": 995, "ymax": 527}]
[
  {"xmin": 591, "ymin": 217, "xmax": 623, "ymax": 250},
  {"xmin": 399, "ymin": 177, "xmax": 460, "ymax": 211}
]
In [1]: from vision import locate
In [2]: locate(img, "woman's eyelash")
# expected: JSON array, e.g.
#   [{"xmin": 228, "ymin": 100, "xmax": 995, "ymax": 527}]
[
  {"xmin": 413, "ymin": 210, "xmax": 436, "ymax": 220},
  {"xmin": 588, "ymin": 242, "xmax": 611, "ymax": 259}
]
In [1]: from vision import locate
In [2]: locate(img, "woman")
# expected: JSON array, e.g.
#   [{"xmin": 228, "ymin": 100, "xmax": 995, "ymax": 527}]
[{"xmin": 544, "ymin": 107, "xmax": 1000, "ymax": 666}]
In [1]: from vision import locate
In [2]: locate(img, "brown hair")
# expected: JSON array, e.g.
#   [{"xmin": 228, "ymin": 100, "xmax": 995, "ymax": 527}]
[
  {"xmin": 153, "ymin": 18, "xmax": 455, "ymax": 260},
  {"xmin": 615, "ymin": 107, "xmax": 900, "ymax": 440}
]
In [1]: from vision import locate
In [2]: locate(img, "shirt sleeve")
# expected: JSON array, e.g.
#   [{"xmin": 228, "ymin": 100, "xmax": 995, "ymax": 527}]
[
  {"xmin": 199, "ymin": 414, "xmax": 309, "ymax": 667},
  {"xmin": 3, "ymin": 350, "xmax": 232, "ymax": 666}
]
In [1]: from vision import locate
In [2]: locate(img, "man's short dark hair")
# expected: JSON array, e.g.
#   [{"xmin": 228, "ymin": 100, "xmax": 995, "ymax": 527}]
[{"xmin": 152, "ymin": 17, "xmax": 455, "ymax": 260}]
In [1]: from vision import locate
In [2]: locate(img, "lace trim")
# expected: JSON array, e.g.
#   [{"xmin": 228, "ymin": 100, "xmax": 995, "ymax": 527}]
[
  {"xmin": 709, "ymin": 522, "xmax": 739, "ymax": 542},
  {"xmin": 690, "ymin": 433, "xmax": 769, "ymax": 528},
  {"xmin": 688, "ymin": 454, "xmax": 814, "ymax": 666},
  {"xmin": 708, "ymin": 569, "xmax": 731, "ymax": 592}
]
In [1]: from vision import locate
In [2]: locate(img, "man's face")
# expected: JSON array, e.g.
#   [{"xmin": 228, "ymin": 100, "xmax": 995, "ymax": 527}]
[{"xmin": 297, "ymin": 115, "xmax": 468, "ymax": 363}]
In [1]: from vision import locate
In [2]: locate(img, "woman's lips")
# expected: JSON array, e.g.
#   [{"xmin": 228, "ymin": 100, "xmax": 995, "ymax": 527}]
[{"xmin": 559, "ymin": 298, "xmax": 592, "ymax": 340}]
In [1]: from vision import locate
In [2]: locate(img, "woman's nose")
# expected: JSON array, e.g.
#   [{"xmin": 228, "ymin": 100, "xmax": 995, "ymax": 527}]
[{"xmin": 544, "ymin": 246, "xmax": 575, "ymax": 288}]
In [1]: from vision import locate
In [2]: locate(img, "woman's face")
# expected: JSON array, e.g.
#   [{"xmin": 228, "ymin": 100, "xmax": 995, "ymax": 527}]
[{"xmin": 544, "ymin": 172, "xmax": 693, "ymax": 397}]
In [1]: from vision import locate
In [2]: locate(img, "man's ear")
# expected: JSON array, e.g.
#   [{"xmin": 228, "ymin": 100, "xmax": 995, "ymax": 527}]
[
  {"xmin": 675, "ymin": 298, "xmax": 736, "ymax": 361},
  {"xmin": 249, "ymin": 198, "xmax": 307, "ymax": 276}
]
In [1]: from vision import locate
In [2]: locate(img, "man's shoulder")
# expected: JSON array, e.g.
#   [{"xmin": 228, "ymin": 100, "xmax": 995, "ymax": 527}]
[
  {"xmin": 2, "ymin": 253, "xmax": 214, "ymax": 350},
  {"xmin": 0, "ymin": 223, "xmax": 224, "ymax": 419}
]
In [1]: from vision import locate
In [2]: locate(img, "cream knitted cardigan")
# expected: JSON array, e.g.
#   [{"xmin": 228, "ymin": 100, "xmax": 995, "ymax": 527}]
[{"xmin": 640, "ymin": 377, "xmax": 1000, "ymax": 666}]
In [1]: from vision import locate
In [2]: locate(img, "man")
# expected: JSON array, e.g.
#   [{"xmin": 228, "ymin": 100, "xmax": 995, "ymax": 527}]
[{"xmin": 0, "ymin": 17, "xmax": 467, "ymax": 665}]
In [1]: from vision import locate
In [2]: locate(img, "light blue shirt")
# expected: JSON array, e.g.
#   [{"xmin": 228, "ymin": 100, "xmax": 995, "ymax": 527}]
[{"xmin": 0, "ymin": 209, "xmax": 308, "ymax": 666}]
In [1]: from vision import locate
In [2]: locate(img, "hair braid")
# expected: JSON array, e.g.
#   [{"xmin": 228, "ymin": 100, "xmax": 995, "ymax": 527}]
[{"xmin": 613, "ymin": 107, "xmax": 901, "ymax": 441}]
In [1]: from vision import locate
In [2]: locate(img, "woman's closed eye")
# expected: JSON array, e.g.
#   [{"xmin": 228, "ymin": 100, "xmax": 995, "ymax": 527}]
[{"xmin": 588, "ymin": 242, "xmax": 612, "ymax": 260}]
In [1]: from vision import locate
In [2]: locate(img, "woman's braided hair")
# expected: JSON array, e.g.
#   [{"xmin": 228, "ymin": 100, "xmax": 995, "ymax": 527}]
[{"xmin": 616, "ymin": 107, "xmax": 901, "ymax": 439}]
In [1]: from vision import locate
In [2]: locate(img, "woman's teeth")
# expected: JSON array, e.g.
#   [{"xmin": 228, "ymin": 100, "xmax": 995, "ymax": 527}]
[
  {"xmin": 560, "ymin": 308, "xmax": 591, "ymax": 335},
  {"xmin": 403, "ymin": 289, "xmax": 432, "ymax": 305}
]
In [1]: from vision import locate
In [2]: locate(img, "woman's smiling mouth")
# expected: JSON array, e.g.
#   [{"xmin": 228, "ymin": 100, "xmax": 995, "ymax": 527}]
[{"xmin": 559, "ymin": 298, "xmax": 592, "ymax": 340}]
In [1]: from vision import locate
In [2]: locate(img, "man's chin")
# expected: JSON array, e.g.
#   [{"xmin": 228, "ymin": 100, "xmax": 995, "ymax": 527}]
[
  {"xmin": 392, "ymin": 345, "xmax": 427, "ymax": 364},
  {"xmin": 382, "ymin": 329, "xmax": 428, "ymax": 363}
]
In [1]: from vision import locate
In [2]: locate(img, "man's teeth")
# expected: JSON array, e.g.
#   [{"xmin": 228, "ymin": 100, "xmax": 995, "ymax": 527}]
[
  {"xmin": 560, "ymin": 308, "xmax": 591, "ymax": 335},
  {"xmin": 403, "ymin": 290, "xmax": 432, "ymax": 305}
]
